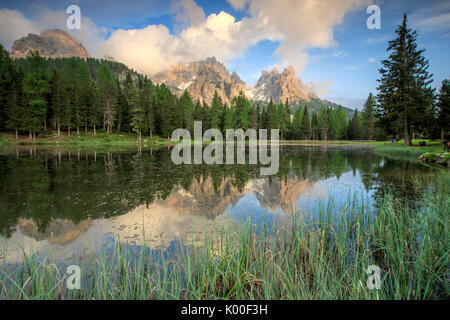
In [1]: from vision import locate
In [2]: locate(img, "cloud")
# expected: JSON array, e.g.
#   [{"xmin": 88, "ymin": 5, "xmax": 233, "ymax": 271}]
[
  {"xmin": 228, "ymin": 0, "xmax": 368, "ymax": 74},
  {"xmin": 0, "ymin": 8, "xmax": 108, "ymax": 55},
  {"xmin": 368, "ymin": 57, "xmax": 376, "ymax": 63},
  {"xmin": 0, "ymin": 9, "xmax": 37, "ymax": 49},
  {"xmin": 303, "ymin": 79, "xmax": 334, "ymax": 96},
  {"xmin": 0, "ymin": 0, "xmax": 368, "ymax": 78},
  {"xmin": 172, "ymin": 0, "xmax": 205, "ymax": 30},
  {"xmin": 410, "ymin": 2, "xmax": 450, "ymax": 33}
]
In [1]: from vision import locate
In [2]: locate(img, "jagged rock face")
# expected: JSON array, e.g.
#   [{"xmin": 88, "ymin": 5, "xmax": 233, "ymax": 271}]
[
  {"xmin": 10, "ymin": 29, "xmax": 90, "ymax": 59},
  {"xmin": 247, "ymin": 66, "xmax": 314, "ymax": 105},
  {"xmin": 152, "ymin": 57, "xmax": 247, "ymax": 106},
  {"xmin": 165, "ymin": 175, "xmax": 246, "ymax": 216},
  {"xmin": 18, "ymin": 218, "xmax": 92, "ymax": 245}
]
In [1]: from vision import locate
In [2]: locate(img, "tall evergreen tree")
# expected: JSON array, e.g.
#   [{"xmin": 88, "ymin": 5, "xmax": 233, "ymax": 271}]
[
  {"xmin": 301, "ymin": 106, "xmax": 311, "ymax": 140},
  {"xmin": 210, "ymin": 91, "xmax": 222, "ymax": 129},
  {"xmin": 97, "ymin": 63, "xmax": 117, "ymax": 134},
  {"xmin": 180, "ymin": 90, "xmax": 194, "ymax": 134},
  {"xmin": 50, "ymin": 69, "xmax": 64, "ymax": 136},
  {"xmin": 311, "ymin": 112, "xmax": 319, "ymax": 140},
  {"xmin": 291, "ymin": 108, "xmax": 303, "ymax": 140},
  {"xmin": 377, "ymin": 14, "xmax": 434, "ymax": 145},
  {"xmin": 436, "ymin": 79, "xmax": 450, "ymax": 144},
  {"xmin": 361, "ymin": 93, "xmax": 376, "ymax": 140},
  {"xmin": 22, "ymin": 51, "xmax": 50, "ymax": 139},
  {"xmin": 129, "ymin": 86, "xmax": 144, "ymax": 143},
  {"xmin": 87, "ymin": 81, "xmax": 100, "ymax": 135},
  {"xmin": 318, "ymin": 107, "xmax": 329, "ymax": 141}
]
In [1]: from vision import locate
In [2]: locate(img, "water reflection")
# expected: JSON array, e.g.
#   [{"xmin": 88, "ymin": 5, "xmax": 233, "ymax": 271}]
[{"xmin": 0, "ymin": 145, "xmax": 442, "ymax": 262}]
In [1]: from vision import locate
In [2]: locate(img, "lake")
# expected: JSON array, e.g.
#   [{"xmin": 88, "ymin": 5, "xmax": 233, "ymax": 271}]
[{"xmin": 0, "ymin": 145, "xmax": 442, "ymax": 263}]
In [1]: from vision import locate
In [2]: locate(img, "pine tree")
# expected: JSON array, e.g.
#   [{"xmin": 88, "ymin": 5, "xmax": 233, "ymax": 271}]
[
  {"xmin": 210, "ymin": 91, "xmax": 222, "ymax": 129},
  {"xmin": 62, "ymin": 89, "xmax": 72, "ymax": 136},
  {"xmin": 233, "ymin": 91, "xmax": 250, "ymax": 130},
  {"xmin": 436, "ymin": 79, "xmax": 450, "ymax": 144},
  {"xmin": 311, "ymin": 112, "xmax": 319, "ymax": 140},
  {"xmin": 0, "ymin": 44, "xmax": 15, "ymax": 132},
  {"xmin": 180, "ymin": 90, "xmax": 194, "ymax": 134},
  {"xmin": 97, "ymin": 63, "xmax": 117, "ymax": 134},
  {"xmin": 4, "ymin": 74, "xmax": 22, "ymax": 139},
  {"xmin": 130, "ymin": 86, "xmax": 144, "ymax": 143},
  {"xmin": 347, "ymin": 110, "xmax": 361, "ymax": 140},
  {"xmin": 22, "ymin": 51, "xmax": 51, "ymax": 139},
  {"xmin": 335, "ymin": 106, "xmax": 348, "ymax": 139},
  {"xmin": 292, "ymin": 108, "xmax": 303, "ymax": 140},
  {"xmin": 377, "ymin": 14, "xmax": 434, "ymax": 145},
  {"xmin": 222, "ymin": 103, "xmax": 234, "ymax": 132},
  {"xmin": 362, "ymin": 93, "xmax": 376, "ymax": 140},
  {"xmin": 265, "ymin": 98, "xmax": 276, "ymax": 130},
  {"xmin": 50, "ymin": 69, "xmax": 63, "ymax": 136},
  {"xmin": 318, "ymin": 107, "xmax": 329, "ymax": 141},
  {"xmin": 141, "ymin": 78, "xmax": 155, "ymax": 138},
  {"xmin": 87, "ymin": 81, "xmax": 100, "ymax": 135},
  {"xmin": 301, "ymin": 106, "xmax": 311, "ymax": 140}
]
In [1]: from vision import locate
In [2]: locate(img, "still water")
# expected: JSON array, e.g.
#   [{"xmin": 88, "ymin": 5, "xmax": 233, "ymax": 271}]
[{"xmin": 0, "ymin": 146, "xmax": 441, "ymax": 263}]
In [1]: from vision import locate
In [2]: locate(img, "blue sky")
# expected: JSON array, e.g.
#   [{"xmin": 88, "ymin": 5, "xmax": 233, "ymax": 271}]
[{"xmin": 0, "ymin": 0, "xmax": 449, "ymax": 109}]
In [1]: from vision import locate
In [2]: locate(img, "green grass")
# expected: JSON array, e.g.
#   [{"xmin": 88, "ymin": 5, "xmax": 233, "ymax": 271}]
[
  {"xmin": 373, "ymin": 139, "xmax": 445, "ymax": 157},
  {"xmin": 0, "ymin": 131, "xmax": 176, "ymax": 148},
  {"xmin": 1, "ymin": 174, "xmax": 448, "ymax": 300}
]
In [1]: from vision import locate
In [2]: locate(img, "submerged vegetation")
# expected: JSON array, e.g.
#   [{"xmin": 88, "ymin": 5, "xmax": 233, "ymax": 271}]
[{"xmin": 1, "ymin": 174, "xmax": 448, "ymax": 300}]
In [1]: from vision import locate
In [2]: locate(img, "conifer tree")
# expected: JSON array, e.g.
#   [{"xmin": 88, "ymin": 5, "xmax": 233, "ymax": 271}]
[
  {"xmin": 97, "ymin": 63, "xmax": 117, "ymax": 134},
  {"xmin": 130, "ymin": 86, "xmax": 144, "ymax": 143},
  {"xmin": 50, "ymin": 69, "xmax": 63, "ymax": 136},
  {"xmin": 22, "ymin": 51, "xmax": 51, "ymax": 139},
  {"xmin": 292, "ymin": 108, "xmax": 303, "ymax": 140},
  {"xmin": 377, "ymin": 14, "xmax": 434, "ymax": 145},
  {"xmin": 301, "ymin": 106, "xmax": 311, "ymax": 140},
  {"xmin": 362, "ymin": 93, "xmax": 376, "ymax": 140},
  {"xmin": 210, "ymin": 91, "xmax": 222, "ymax": 129},
  {"xmin": 436, "ymin": 79, "xmax": 449, "ymax": 143}
]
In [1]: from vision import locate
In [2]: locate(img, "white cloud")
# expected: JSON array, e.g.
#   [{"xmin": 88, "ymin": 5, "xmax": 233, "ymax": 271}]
[
  {"xmin": 228, "ymin": 0, "xmax": 368, "ymax": 74},
  {"xmin": 410, "ymin": 2, "xmax": 450, "ymax": 32},
  {"xmin": 0, "ymin": 8, "xmax": 108, "ymax": 55},
  {"xmin": 0, "ymin": 9, "xmax": 37, "ymax": 50},
  {"xmin": 1, "ymin": 0, "xmax": 368, "ymax": 78},
  {"xmin": 304, "ymin": 79, "xmax": 334, "ymax": 96},
  {"xmin": 368, "ymin": 57, "xmax": 376, "ymax": 63}
]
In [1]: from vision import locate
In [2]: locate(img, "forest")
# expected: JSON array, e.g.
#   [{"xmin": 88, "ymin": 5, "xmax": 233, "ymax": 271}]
[{"xmin": 0, "ymin": 15, "xmax": 448, "ymax": 144}]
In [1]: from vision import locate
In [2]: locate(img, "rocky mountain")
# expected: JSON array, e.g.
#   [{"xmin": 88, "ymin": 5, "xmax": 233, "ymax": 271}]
[
  {"xmin": 152, "ymin": 57, "xmax": 247, "ymax": 105},
  {"xmin": 10, "ymin": 29, "xmax": 90, "ymax": 59},
  {"xmin": 247, "ymin": 66, "xmax": 314, "ymax": 105},
  {"xmin": 7, "ymin": 30, "xmax": 352, "ymax": 113},
  {"xmin": 248, "ymin": 66, "xmax": 354, "ymax": 117}
]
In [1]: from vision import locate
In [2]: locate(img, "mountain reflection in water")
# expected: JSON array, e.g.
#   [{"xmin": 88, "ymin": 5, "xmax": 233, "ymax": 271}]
[{"xmin": 0, "ymin": 145, "xmax": 440, "ymax": 262}]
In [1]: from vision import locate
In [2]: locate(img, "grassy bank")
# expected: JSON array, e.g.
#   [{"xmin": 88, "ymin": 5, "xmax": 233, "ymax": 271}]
[
  {"xmin": 0, "ymin": 131, "xmax": 176, "ymax": 148},
  {"xmin": 373, "ymin": 139, "xmax": 445, "ymax": 157},
  {"xmin": 1, "ymin": 174, "xmax": 448, "ymax": 300}
]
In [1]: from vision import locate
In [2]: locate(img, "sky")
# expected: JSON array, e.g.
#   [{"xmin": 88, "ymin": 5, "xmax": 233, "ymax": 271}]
[{"xmin": 0, "ymin": 0, "xmax": 449, "ymax": 109}]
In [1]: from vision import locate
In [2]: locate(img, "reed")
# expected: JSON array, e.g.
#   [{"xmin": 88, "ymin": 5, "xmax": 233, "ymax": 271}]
[{"xmin": 1, "ymin": 175, "xmax": 448, "ymax": 300}]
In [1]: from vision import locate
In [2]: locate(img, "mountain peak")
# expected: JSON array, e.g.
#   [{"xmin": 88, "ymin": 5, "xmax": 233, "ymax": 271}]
[
  {"xmin": 10, "ymin": 28, "xmax": 90, "ymax": 59},
  {"xmin": 282, "ymin": 66, "xmax": 296, "ymax": 75},
  {"xmin": 152, "ymin": 57, "xmax": 247, "ymax": 105},
  {"xmin": 248, "ymin": 66, "xmax": 313, "ymax": 105}
]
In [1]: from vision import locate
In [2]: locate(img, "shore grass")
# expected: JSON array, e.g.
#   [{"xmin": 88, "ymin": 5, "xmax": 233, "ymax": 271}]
[
  {"xmin": 373, "ymin": 139, "xmax": 445, "ymax": 157},
  {"xmin": 1, "ymin": 174, "xmax": 448, "ymax": 300},
  {"xmin": 0, "ymin": 131, "xmax": 176, "ymax": 148}
]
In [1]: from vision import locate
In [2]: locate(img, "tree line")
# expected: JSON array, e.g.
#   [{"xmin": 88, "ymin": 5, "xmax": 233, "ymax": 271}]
[
  {"xmin": 0, "ymin": 45, "xmax": 378, "ymax": 142},
  {"xmin": 0, "ymin": 14, "xmax": 447, "ymax": 144}
]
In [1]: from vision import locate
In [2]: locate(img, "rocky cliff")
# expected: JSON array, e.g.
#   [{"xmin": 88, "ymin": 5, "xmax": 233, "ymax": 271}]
[
  {"xmin": 152, "ymin": 57, "xmax": 247, "ymax": 105},
  {"xmin": 247, "ymin": 66, "xmax": 314, "ymax": 105},
  {"xmin": 10, "ymin": 29, "xmax": 90, "ymax": 59}
]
